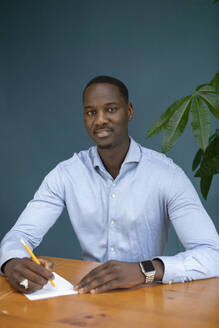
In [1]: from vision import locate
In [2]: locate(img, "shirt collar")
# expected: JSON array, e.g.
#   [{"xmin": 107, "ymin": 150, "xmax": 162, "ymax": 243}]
[{"xmin": 92, "ymin": 137, "xmax": 141, "ymax": 169}]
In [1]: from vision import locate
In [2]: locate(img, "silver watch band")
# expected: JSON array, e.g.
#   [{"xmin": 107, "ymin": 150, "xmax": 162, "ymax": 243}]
[{"xmin": 139, "ymin": 261, "xmax": 156, "ymax": 284}]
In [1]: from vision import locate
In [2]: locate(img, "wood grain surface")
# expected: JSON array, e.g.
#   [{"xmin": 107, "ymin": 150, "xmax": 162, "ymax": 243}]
[{"xmin": 0, "ymin": 257, "xmax": 219, "ymax": 328}]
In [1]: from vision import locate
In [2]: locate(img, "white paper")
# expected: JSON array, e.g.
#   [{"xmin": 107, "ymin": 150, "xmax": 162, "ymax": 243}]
[{"xmin": 24, "ymin": 272, "xmax": 78, "ymax": 301}]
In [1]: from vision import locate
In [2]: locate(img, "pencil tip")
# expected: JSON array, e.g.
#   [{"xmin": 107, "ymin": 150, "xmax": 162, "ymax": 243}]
[{"xmin": 20, "ymin": 239, "xmax": 25, "ymax": 245}]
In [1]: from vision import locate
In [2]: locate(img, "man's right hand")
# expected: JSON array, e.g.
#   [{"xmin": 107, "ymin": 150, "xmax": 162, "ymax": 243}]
[{"xmin": 3, "ymin": 257, "xmax": 54, "ymax": 294}]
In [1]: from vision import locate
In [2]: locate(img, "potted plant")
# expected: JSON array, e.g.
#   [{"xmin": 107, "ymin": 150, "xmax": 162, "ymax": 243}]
[{"xmin": 146, "ymin": 72, "xmax": 219, "ymax": 199}]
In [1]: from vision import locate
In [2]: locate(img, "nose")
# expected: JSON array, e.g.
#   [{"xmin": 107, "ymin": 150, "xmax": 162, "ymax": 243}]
[{"xmin": 94, "ymin": 110, "xmax": 108, "ymax": 126}]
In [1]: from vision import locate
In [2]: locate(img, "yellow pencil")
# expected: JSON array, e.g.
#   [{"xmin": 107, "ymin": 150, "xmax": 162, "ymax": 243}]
[{"xmin": 20, "ymin": 239, "xmax": 55, "ymax": 287}]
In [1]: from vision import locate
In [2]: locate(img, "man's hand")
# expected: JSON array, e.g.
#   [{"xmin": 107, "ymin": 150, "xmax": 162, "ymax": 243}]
[
  {"xmin": 74, "ymin": 260, "xmax": 145, "ymax": 294},
  {"xmin": 3, "ymin": 257, "xmax": 54, "ymax": 294}
]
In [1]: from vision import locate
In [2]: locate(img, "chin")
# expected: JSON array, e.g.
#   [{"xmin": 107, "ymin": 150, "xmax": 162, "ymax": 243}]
[{"xmin": 97, "ymin": 142, "xmax": 113, "ymax": 150}]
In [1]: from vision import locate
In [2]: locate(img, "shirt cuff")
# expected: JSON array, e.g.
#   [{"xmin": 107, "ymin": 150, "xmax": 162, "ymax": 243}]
[{"xmin": 154, "ymin": 255, "xmax": 186, "ymax": 284}]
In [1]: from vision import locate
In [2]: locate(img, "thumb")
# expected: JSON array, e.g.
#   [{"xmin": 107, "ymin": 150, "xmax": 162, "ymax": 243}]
[{"xmin": 38, "ymin": 258, "xmax": 54, "ymax": 271}]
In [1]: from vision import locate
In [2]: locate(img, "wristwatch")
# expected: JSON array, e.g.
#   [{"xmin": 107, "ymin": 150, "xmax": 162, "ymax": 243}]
[{"xmin": 139, "ymin": 260, "xmax": 156, "ymax": 284}]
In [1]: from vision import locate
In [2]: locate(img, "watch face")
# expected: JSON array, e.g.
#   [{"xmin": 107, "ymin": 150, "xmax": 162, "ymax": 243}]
[{"xmin": 141, "ymin": 261, "xmax": 155, "ymax": 272}]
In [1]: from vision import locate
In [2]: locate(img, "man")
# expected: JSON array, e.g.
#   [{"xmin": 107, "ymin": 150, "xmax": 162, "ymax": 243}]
[{"xmin": 0, "ymin": 76, "xmax": 219, "ymax": 294}]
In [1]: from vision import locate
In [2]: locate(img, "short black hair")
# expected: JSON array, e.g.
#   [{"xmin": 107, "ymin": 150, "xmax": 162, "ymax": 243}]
[{"xmin": 83, "ymin": 75, "xmax": 129, "ymax": 103}]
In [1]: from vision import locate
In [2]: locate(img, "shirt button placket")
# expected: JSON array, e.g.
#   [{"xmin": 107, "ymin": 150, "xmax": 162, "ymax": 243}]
[{"xmin": 109, "ymin": 182, "xmax": 117, "ymax": 258}]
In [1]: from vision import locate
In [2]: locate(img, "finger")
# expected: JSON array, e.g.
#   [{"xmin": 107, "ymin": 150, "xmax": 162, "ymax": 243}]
[
  {"xmin": 77, "ymin": 270, "xmax": 114, "ymax": 294},
  {"xmin": 10, "ymin": 260, "xmax": 49, "ymax": 285},
  {"xmin": 22, "ymin": 258, "xmax": 54, "ymax": 280},
  {"xmin": 90, "ymin": 279, "xmax": 118, "ymax": 294},
  {"xmin": 75, "ymin": 262, "xmax": 112, "ymax": 290},
  {"xmin": 9, "ymin": 277, "xmax": 29, "ymax": 293},
  {"xmin": 21, "ymin": 267, "xmax": 49, "ymax": 286},
  {"xmin": 9, "ymin": 272, "xmax": 46, "ymax": 294},
  {"xmin": 75, "ymin": 266, "xmax": 109, "ymax": 290},
  {"xmin": 13, "ymin": 269, "xmax": 48, "ymax": 291},
  {"xmin": 9, "ymin": 265, "xmax": 50, "ymax": 291},
  {"xmin": 39, "ymin": 258, "xmax": 54, "ymax": 271},
  {"xmin": 19, "ymin": 279, "xmax": 45, "ymax": 294}
]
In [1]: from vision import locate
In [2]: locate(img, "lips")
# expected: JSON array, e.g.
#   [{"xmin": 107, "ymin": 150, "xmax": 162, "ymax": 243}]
[{"xmin": 94, "ymin": 128, "xmax": 113, "ymax": 138}]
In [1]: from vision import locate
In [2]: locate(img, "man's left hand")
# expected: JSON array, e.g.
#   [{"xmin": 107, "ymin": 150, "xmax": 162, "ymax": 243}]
[{"xmin": 74, "ymin": 260, "xmax": 145, "ymax": 294}]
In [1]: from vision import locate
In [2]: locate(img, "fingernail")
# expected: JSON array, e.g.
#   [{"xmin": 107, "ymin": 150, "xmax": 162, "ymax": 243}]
[
  {"xmin": 90, "ymin": 289, "xmax": 96, "ymax": 294},
  {"xmin": 78, "ymin": 288, "xmax": 84, "ymax": 294}
]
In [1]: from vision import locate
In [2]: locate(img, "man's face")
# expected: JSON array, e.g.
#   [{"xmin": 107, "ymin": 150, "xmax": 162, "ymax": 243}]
[{"xmin": 83, "ymin": 83, "xmax": 133, "ymax": 150}]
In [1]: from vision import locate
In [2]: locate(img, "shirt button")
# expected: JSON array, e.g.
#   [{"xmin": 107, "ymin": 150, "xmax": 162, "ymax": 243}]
[
  {"xmin": 111, "ymin": 220, "xmax": 115, "ymax": 225},
  {"xmin": 112, "ymin": 182, "xmax": 116, "ymax": 186},
  {"xmin": 110, "ymin": 247, "xmax": 115, "ymax": 252},
  {"xmin": 111, "ymin": 193, "xmax": 116, "ymax": 198}
]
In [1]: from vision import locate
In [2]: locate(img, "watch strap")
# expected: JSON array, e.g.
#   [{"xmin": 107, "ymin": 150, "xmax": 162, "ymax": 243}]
[{"xmin": 139, "ymin": 260, "xmax": 156, "ymax": 284}]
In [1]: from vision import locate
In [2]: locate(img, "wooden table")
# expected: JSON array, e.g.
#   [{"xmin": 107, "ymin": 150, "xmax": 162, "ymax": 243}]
[{"xmin": 0, "ymin": 257, "xmax": 219, "ymax": 328}]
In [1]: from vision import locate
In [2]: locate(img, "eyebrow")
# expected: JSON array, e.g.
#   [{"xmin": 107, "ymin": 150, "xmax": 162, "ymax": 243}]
[{"xmin": 84, "ymin": 102, "xmax": 118, "ymax": 109}]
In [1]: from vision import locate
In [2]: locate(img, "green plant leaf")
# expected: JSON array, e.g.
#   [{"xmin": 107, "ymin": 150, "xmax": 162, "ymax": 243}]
[
  {"xmin": 192, "ymin": 132, "xmax": 217, "ymax": 171},
  {"xmin": 190, "ymin": 96, "xmax": 211, "ymax": 151},
  {"xmin": 146, "ymin": 96, "xmax": 187, "ymax": 139},
  {"xmin": 210, "ymin": 72, "xmax": 219, "ymax": 92},
  {"xmin": 194, "ymin": 130, "xmax": 219, "ymax": 200},
  {"xmin": 195, "ymin": 134, "xmax": 219, "ymax": 177},
  {"xmin": 200, "ymin": 175, "xmax": 213, "ymax": 200},
  {"xmin": 161, "ymin": 96, "xmax": 192, "ymax": 153},
  {"xmin": 192, "ymin": 149, "xmax": 203, "ymax": 171},
  {"xmin": 195, "ymin": 157, "xmax": 219, "ymax": 177},
  {"xmin": 196, "ymin": 84, "xmax": 217, "ymax": 93},
  {"xmin": 146, "ymin": 70, "xmax": 218, "ymax": 199},
  {"xmin": 199, "ymin": 92, "xmax": 219, "ymax": 119}
]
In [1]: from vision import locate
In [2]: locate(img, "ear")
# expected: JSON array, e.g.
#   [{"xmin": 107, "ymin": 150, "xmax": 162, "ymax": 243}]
[{"xmin": 127, "ymin": 102, "xmax": 134, "ymax": 121}]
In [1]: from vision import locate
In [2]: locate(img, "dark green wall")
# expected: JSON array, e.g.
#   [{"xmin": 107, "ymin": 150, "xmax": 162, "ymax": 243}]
[{"xmin": 0, "ymin": 0, "xmax": 218, "ymax": 259}]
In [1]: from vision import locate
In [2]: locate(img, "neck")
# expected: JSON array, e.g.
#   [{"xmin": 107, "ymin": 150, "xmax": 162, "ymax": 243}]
[{"xmin": 97, "ymin": 137, "xmax": 130, "ymax": 179}]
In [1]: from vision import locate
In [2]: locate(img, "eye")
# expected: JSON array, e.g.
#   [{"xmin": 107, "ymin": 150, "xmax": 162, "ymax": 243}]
[
  {"xmin": 107, "ymin": 107, "xmax": 117, "ymax": 113},
  {"xmin": 86, "ymin": 110, "xmax": 96, "ymax": 117}
]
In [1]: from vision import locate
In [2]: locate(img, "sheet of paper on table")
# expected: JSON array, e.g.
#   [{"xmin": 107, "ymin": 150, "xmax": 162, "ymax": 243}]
[{"xmin": 24, "ymin": 272, "xmax": 78, "ymax": 301}]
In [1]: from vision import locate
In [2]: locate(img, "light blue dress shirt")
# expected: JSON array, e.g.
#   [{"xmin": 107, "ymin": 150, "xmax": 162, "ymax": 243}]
[{"xmin": 0, "ymin": 137, "xmax": 219, "ymax": 283}]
